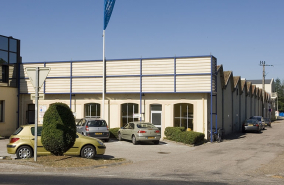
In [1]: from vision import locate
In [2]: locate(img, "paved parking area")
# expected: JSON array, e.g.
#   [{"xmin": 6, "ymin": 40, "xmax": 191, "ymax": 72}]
[{"xmin": 1, "ymin": 119, "xmax": 284, "ymax": 184}]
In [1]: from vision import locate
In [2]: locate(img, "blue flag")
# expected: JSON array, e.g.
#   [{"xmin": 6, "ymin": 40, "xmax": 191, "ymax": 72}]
[{"xmin": 104, "ymin": 0, "xmax": 116, "ymax": 30}]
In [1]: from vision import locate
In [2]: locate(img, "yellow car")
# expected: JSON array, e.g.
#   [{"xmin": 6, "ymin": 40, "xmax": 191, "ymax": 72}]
[{"xmin": 7, "ymin": 124, "xmax": 106, "ymax": 159}]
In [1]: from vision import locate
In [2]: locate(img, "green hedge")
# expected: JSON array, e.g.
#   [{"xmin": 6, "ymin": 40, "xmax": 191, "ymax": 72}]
[
  {"xmin": 164, "ymin": 127, "xmax": 205, "ymax": 145},
  {"xmin": 42, "ymin": 102, "xmax": 76, "ymax": 156},
  {"xmin": 109, "ymin": 128, "xmax": 120, "ymax": 139}
]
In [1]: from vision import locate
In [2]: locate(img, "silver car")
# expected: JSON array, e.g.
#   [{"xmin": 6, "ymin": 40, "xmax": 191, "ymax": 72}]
[
  {"xmin": 242, "ymin": 119, "xmax": 261, "ymax": 133},
  {"xmin": 76, "ymin": 118, "xmax": 110, "ymax": 142},
  {"xmin": 118, "ymin": 121, "xmax": 161, "ymax": 145},
  {"xmin": 249, "ymin": 116, "xmax": 265, "ymax": 130}
]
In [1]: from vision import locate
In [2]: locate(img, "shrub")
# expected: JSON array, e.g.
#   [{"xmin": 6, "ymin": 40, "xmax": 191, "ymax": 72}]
[
  {"xmin": 109, "ymin": 127, "xmax": 120, "ymax": 139},
  {"xmin": 41, "ymin": 102, "xmax": 76, "ymax": 156},
  {"xmin": 164, "ymin": 127, "xmax": 205, "ymax": 145},
  {"xmin": 164, "ymin": 127, "xmax": 185, "ymax": 140}
]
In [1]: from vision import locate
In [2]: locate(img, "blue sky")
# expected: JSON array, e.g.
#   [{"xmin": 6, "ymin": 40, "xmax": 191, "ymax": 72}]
[{"xmin": 1, "ymin": 0, "xmax": 283, "ymax": 80}]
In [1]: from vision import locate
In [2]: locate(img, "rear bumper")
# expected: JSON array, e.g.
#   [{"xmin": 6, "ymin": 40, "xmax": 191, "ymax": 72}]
[
  {"xmin": 85, "ymin": 132, "xmax": 109, "ymax": 140},
  {"xmin": 136, "ymin": 135, "xmax": 161, "ymax": 142},
  {"xmin": 244, "ymin": 126, "xmax": 260, "ymax": 131}
]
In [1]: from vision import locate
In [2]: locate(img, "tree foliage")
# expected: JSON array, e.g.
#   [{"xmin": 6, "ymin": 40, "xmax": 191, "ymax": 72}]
[
  {"xmin": 41, "ymin": 102, "xmax": 76, "ymax": 156},
  {"xmin": 275, "ymin": 78, "xmax": 284, "ymax": 112}
]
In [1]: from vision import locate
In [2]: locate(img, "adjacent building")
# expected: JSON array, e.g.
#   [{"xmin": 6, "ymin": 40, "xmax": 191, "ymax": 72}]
[{"xmin": 0, "ymin": 35, "xmax": 21, "ymax": 136}]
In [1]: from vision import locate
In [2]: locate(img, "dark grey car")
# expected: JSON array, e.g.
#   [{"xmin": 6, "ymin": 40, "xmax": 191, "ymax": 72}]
[
  {"xmin": 76, "ymin": 118, "xmax": 110, "ymax": 142},
  {"xmin": 242, "ymin": 119, "xmax": 261, "ymax": 133}
]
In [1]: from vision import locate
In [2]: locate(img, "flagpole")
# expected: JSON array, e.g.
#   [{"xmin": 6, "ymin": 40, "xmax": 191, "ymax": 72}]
[{"xmin": 102, "ymin": 29, "xmax": 105, "ymax": 119}]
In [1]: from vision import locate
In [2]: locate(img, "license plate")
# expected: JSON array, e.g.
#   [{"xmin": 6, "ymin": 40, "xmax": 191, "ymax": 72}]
[
  {"xmin": 249, "ymin": 124, "xmax": 253, "ymax": 126},
  {"xmin": 148, "ymin": 137, "xmax": 155, "ymax": 139},
  {"xmin": 95, "ymin": 133, "xmax": 103, "ymax": 135}
]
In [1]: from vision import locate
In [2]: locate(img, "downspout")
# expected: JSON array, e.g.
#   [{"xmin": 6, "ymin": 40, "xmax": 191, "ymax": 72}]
[
  {"xmin": 231, "ymin": 84, "xmax": 234, "ymax": 133},
  {"xmin": 215, "ymin": 59, "xmax": 217, "ymax": 132},
  {"xmin": 70, "ymin": 61, "xmax": 72, "ymax": 109},
  {"xmin": 17, "ymin": 39, "xmax": 21, "ymax": 128},
  {"xmin": 140, "ymin": 58, "xmax": 142, "ymax": 121},
  {"xmin": 210, "ymin": 56, "xmax": 213, "ymax": 142},
  {"xmin": 239, "ymin": 88, "xmax": 241, "ymax": 131},
  {"xmin": 222, "ymin": 87, "xmax": 224, "ymax": 132},
  {"xmin": 17, "ymin": 62, "xmax": 20, "ymax": 128},
  {"xmin": 245, "ymin": 92, "xmax": 247, "ymax": 119}
]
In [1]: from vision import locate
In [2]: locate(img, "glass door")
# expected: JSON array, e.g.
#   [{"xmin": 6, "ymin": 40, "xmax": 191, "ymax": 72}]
[{"xmin": 151, "ymin": 104, "xmax": 162, "ymax": 131}]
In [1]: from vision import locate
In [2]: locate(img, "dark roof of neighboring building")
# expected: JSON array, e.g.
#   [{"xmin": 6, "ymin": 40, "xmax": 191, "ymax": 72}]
[
  {"xmin": 224, "ymin": 71, "xmax": 232, "ymax": 86},
  {"xmin": 247, "ymin": 79, "xmax": 272, "ymax": 84},
  {"xmin": 241, "ymin": 80, "xmax": 246, "ymax": 91},
  {"xmin": 233, "ymin": 76, "xmax": 240, "ymax": 88}
]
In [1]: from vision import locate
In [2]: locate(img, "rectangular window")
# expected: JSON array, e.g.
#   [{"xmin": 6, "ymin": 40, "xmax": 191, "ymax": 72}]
[
  {"xmin": 0, "ymin": 36, "xmax": 8, "ymax": 50},
  {"xmin": 0, "ymin": 100, "xmax": 4, "ymax": 122},
  {"xmin": 1, "ymin": 65, "xmax": 8, "ymax": 83}
]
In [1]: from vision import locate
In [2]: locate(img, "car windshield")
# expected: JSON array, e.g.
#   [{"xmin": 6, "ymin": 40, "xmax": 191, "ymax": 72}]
[
  {"xmin": 137, "ymin": 123, "xmax": 156, "ymax": 128},
  {"xmin": 88, "ymin": 120, "xmax": 107, "ymax": 127}
]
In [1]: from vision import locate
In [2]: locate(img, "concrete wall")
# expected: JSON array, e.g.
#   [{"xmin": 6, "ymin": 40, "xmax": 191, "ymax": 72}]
[
  {"xmin": 223, "ymin": 79, "xmax": 233, "ymax": 135},
  {"xmin": 0, "ymin": 87, "xmax": 18, "ymax": 137},
  {"xmin": 19, "ymin": 93, "xmax": 208, "ymax": 139}
]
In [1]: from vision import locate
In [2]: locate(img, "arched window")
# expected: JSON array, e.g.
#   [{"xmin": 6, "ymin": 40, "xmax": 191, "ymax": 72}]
[
  {"xmin": 174, "ymin": 103, "xmax": 193, "ymax": 130},
  {"xmin": 84, "ymin": 103, "xmax": 100, "ymax": 118},
  {"xmin": 121, "ymin": 103, "xmax": 139, "ymax": 127}
]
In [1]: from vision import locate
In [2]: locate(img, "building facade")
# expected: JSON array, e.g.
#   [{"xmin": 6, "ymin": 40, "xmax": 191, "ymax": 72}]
[
  {"xmin": 0, "ymin": 35, "xmax": 276, "ymax": 138},
  {"xmin": 0, "ymin": 35, "xmax": 21, "ymax": 136}
]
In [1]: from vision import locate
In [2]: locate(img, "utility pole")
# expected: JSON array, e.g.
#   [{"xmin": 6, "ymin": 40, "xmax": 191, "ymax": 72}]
[{"xmin": 259, "ymin": 61, "xmax": 273, "ymax": 117}]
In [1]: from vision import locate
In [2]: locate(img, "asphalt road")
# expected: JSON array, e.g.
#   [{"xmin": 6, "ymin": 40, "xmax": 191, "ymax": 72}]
[
  {"xmin": 0, "ymin": 174, "xmax": 225, "ymax": 185},
  {"xmin": 1, "ymin": 119, "xmax": 284, "ymax": 185}
]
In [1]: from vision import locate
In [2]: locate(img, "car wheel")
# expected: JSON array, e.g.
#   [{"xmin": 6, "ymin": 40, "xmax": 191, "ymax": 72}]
[
  {"xmin": 17, "ymin": 146, "xmax": 33, "ymax": 159},
  {"xmin": 118, "ymin": 132, "xmax": 122, "ymax": 141},
  {"xmin": 81, "ymin": 145, "xmax": 96, "ymax": 159},
  {"xmin": 153, "ymin": 140, "xmax": 159, "ymax": 145},
  {"xmin": 104, "ymin": 139, "xmax": 109, "ymax": 142},
  {"xmin": 132, "ymin": 135, "xmax": 137, "ymax": 145}
]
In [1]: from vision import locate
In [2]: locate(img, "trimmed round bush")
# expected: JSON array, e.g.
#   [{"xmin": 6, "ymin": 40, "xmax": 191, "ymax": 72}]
[
  {"xmin": 109, "ymin": 127, "xmax": 120, "ymax": 139},
  {"xmin": 41, "ymin": 102, "xmax": 76, "ymax": 156}
]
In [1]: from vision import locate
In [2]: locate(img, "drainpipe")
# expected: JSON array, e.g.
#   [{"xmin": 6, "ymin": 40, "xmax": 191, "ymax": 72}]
[
  {"xmin": 17, "ymin": 62, "xmax": 20, "ymax": 128},
  {"xmin": 140, "ymin": 58, "xmax": 142, "ymax": 121},
  {"xmin": 222, "ymin": 85, "xmax": 224, "ymax": 134},
  {"xmin": 70, "ymin": 61, "xmax": 72, "ymax": 109},
  {"xmin": 210, "ymin": 56, "xmax": 213, "ymax": 142}
]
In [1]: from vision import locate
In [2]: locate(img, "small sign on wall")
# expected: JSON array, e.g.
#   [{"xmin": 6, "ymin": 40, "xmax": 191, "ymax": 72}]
[{"xmin": 39, "ymin": 105, "xmax": 47, "ymax": 118}]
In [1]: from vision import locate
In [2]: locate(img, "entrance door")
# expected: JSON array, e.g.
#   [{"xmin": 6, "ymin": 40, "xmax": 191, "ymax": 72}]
[{"xmin": 150, "ymin": 104, "xmax": 162, "ymax": 131}]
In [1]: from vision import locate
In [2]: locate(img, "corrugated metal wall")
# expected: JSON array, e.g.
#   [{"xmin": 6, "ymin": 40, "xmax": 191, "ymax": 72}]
[{"xmin": 19, "ymin": 56, "xmax": 215, "ymax": 94}]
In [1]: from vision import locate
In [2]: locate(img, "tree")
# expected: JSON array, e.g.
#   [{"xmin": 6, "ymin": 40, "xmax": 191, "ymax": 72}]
[
  {"xmin": 41, "ymin": 102, "xmax": 76, "ymax": 156},
  {"xmin": 275, "ymin": 78, "xmax": 284, "ymax": 112}
]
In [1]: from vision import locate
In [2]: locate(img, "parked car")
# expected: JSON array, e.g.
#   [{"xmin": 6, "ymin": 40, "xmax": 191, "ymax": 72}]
[
  {"xmin": 76, "ymin": 118, "xmax": 110, "ymax": 142},
  {"xmin": 242, "ymin": 119, "xmax": 262, "ymax": 133},
  {"xmin": 264, "ymin": 118, "xmax": 271, "ymax": 127},
  {"xmin": 249, "ymin": 116, "xmax": 265, "ymax": 130},
  {"xmin": 118, "ymin": 121, "xmax": 161, "ymax": 145},
  {"xmin": 7, "ymin": 124, "xmax": 106, "ymax": 159}
]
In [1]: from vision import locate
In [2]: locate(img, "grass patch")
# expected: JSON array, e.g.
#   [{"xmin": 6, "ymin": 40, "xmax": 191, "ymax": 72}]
[{"xmin": 11, "ymin": 155, "xmax": 126, "ymax": 168}]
